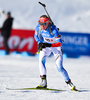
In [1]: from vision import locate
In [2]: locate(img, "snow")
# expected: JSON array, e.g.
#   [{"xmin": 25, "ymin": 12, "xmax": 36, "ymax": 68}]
[
  {"xmin": 0, "ymin": 0, "xmax": 90, "ymax": 33},
  {"xmin": 0, "ymin": 55, "xmax": 90, "ymax": 100},
  {"xmin": 0, "ymin": 0, "xmax": 90, "ymax": 99}
]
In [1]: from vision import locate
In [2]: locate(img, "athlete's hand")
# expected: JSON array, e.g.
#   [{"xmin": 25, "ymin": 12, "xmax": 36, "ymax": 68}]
[
  {"xmin": 38, "ymin": 42, "xmax": 51, "ymax": 51},
  {"xmin": 38, "ymin": 42, "xmax": 45, "ymax": 51},
  {"xmin": 38, "ymin": 42, "xmax": 62, "ymax": 51}
]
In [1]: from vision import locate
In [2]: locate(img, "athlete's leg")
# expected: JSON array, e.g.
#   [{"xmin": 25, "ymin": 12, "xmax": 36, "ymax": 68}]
[
  {"xmin": 54, "ymin": 52, "xmax": 70, "ymax": 81},
  {"xmin": 51, "ymin": 47, "xmax": 70, "ymax": 81},
  {"xmin": 37, "ymin": 48, "xmax": 51, "ymax": 88},
  {"xmin": 39, "ymin": 48, "xmax": 51, "ymax": 76},
  {"xmin": 53, "ymin": 48, "xmax": 76, "ymax": 90}
]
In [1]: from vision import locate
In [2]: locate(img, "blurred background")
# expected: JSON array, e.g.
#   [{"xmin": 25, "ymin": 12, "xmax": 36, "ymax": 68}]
[{"xmin": 0, "ymin": 0, "xmax": 90, "ymax": 57}]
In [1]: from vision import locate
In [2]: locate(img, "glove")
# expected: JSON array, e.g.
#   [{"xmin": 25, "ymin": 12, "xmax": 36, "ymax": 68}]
[
  {"xmin": 38, "ymin": 42, "xmax": 62, "ymax": 51},
  {"xmin": 38, "ymin": 42, "xmax": 51, "ymax": 51},
  {"xmin": 38, "ymin": 42, "xmax": 44, "ymax": 51}
]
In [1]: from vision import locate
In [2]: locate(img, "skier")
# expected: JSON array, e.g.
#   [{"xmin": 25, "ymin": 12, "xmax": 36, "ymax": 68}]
[{"xmin": 34, "ymin": 15, "xmax": 76, "ymax": 90}]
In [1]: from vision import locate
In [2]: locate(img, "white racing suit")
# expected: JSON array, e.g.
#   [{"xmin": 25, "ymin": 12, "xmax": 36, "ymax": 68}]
[
  {"xmin": 34, "ymin": 24, "xmax": 70, "ymax": 81},
  {"xmin": 39, "ymin": 46, "xmax": 70, "ymax": 81}
]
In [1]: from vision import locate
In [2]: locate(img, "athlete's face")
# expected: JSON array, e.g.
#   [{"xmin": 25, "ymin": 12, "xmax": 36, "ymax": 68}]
[{"xmin": 40, "ymin": 23, "xmax": 49, "ymax": 30}]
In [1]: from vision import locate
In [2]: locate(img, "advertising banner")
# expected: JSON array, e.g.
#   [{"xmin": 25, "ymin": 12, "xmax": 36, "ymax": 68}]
[
  {"xmin": 0, "ymin": 29, "xmax": 90, "ymax": 56},
  {"xmin": 0, "ymin": 29, "xmax": 37, "ymax": 55},
  {"xmin": 61, "ymin": 32, "xmax": 90, "ymax": 56}
]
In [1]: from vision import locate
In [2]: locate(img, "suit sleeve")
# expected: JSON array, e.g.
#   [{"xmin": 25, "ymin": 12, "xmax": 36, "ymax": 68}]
[
  {"xmin": 51, "ymin": 42, "xmax": 62, "ymax": 47},
  {"xmin": 34, "ymin": 31, "xmax": 41, "ymax": 44},
  {"xmin": 34, "ymin": 24, "xmax": 42, "ymax": 44},
  {"xmin": 50, "ymin": 26, "xmax": 62, "ymax": 47}
]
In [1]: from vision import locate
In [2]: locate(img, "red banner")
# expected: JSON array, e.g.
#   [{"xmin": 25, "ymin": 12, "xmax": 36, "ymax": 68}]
[{"xmin": 0, "ymin": 29, "xmax": 38, "ymax": 54}]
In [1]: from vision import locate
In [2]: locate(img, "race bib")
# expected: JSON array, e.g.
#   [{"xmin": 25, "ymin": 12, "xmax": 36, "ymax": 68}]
[{"xmin": 44, "ymin": 37, "xmax": 56, "ymax": 43}]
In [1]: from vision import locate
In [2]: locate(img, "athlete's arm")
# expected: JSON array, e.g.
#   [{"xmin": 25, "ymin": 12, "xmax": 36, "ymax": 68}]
[
  {"xmin": 34, "ymin": 24, "xmax": 42, "ymax": 44},
  {"xmin": 51, "ymin": 42, "xmax": 62, "ymax": 47},
  {"xmin": 34, "ymin": 31, "xmax": 41, "ymax": 44}
]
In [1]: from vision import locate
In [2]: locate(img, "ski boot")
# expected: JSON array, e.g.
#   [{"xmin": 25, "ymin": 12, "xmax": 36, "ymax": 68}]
[
  {"xmin": 66, "ymin": 79, "xmax": 77, "ymax": 91},
  {"xmin": 36, "ymin": 75, "xmax": 47, "ymax": 88}
]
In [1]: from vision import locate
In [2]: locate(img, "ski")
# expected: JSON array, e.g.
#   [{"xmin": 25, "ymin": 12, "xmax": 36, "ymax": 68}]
[
  {"xmin": 71, "ymin": 88, "xmax": 80, "ymax": 92},
  {"xmin": 6, "ymin": 87, "xmax": 81, "ymax": 92},
  {"xmin": 6, "ymin": 87, "xmax": 65, "ymax": 92}
]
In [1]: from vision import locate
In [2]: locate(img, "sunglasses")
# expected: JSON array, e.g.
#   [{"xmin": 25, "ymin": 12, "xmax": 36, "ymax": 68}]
[{"xmin": 39, "ymin": 22, "xmax": 47, "ymax": 26}]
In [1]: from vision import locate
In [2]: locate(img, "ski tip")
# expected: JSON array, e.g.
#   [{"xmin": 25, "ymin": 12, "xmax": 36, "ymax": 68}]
[
  {"xmin": 6, "ymin": 87, "xmax": 13, "ymax": 90},
  {"xmin": 6, "ymin": 87, "xmax": 10, "ymax": 90}
]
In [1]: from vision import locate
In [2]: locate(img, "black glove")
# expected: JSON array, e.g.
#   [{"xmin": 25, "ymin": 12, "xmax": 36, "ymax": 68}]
[
  {"xmin": 38, "ymin": 42, "xmax": 51, "ymax": 51},
  {"xmin": 38, "ymin": 42, "xmax": 45, "ymax": 51}
]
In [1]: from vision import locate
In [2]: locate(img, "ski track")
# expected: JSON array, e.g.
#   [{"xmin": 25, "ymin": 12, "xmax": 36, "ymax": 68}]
[{"xmin": 0, "ymin": 55, "xmax": 90, "ymax": 100}]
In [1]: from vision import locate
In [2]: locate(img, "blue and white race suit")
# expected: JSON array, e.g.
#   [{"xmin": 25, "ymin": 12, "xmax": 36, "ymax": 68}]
[{"xmin": 34, "ymin": 24, "xmax": 70, "ymax": 81}]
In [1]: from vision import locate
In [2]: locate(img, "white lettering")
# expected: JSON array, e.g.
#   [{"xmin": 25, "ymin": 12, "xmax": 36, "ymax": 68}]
[
  {"xmin": 8, "ymin": 36, "xmax": 20, "ymax": 49},
  {"xmin": 19, "ymin": 37, "xmax": 34, "ymax": 50},
  {"xmin": 62, "ymin": 36, "xmax": 88, "ymax": 46}
]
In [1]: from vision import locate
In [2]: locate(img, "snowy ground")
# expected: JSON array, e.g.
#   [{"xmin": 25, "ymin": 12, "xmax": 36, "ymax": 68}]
[{"xmin": 0, "ymin": 55, "xmax": 90, "ymax": 100}]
